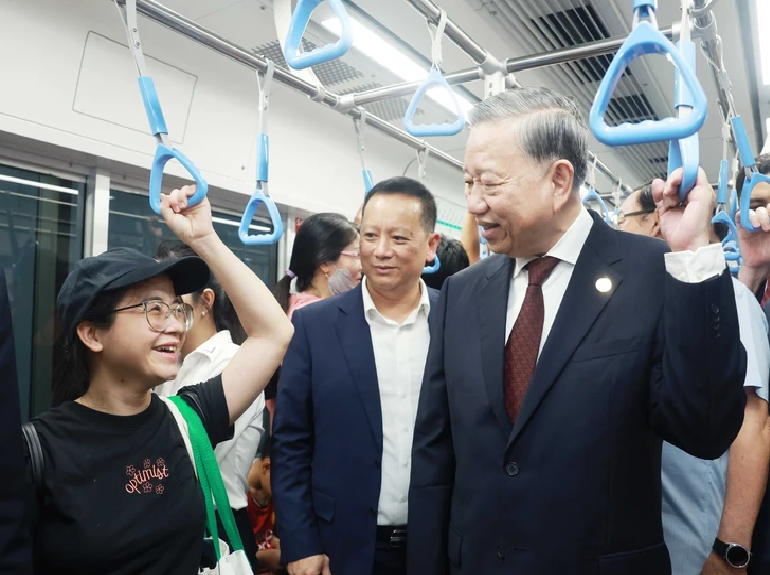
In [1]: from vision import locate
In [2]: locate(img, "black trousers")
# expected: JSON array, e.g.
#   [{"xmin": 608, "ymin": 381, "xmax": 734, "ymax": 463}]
[{"xmin": 372, "ymin": 541, "xmax": 407, "ymax": 575}]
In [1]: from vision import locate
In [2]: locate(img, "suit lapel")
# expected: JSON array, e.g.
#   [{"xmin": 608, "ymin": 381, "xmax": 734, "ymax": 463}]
[
  {"xmin": 336, "ymin": 286, "xmax": 383, "ymax": 452},
  {"xmin": 509, "ymin": 215, "xmax": 624, "ymax": 447},
  {"xmin": 478, "ymin": 256, "xmax": 515, "ymax": 435}
]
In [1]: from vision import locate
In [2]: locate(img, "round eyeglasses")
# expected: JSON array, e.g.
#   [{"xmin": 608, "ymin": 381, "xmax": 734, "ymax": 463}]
[{"xmin": 113, "ymin": 300, "xmax": 194, "ymax": 333}]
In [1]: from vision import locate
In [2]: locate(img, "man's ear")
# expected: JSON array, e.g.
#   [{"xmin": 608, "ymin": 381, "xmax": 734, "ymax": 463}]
[
  {"xmin": 77, "ymin": 321, "xmax": 104, "ymax": 354},
  {"xmin": 426, "ymin": 232, "xmax": 441, "ymax": 263},
  {"xmin": 550, "ymin": 160, "xmax": 575, "ymax": 211}
]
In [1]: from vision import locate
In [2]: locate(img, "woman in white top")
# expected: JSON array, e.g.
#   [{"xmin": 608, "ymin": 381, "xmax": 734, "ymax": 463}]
[{"xmin": 156, "ymin": 242, "xmax": 263, "ymax": 571}]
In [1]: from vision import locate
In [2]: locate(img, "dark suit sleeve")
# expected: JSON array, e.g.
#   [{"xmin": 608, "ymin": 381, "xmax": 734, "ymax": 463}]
[
  {"xmin": 408, "ymin": 278, "xmax": 455, "ymax": 575},
  {"xmin": 0, "ymin": 270, "xmax": 33, "ymax": 575},
  {"xmin": 649, "ymin": 270, "xmax": 747, "ymax": 459},
  {"xmin": 271, "ymin": 310, "xmax": 324, "ymax": 564}
]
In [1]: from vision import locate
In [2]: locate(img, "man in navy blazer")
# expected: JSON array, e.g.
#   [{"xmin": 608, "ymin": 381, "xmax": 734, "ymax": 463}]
[
  {"xmin": 407, "ymin": 88, "xmax": 747, "ymax": 575},
  {"xmin": 273, "ymin": 177, "xmax": 441, "ymax": 575}
]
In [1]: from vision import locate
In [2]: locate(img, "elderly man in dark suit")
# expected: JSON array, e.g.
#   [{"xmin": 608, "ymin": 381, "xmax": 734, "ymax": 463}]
[{"xmin": 408, "ymin": 87, "xmax": 747, "ymax": 575}]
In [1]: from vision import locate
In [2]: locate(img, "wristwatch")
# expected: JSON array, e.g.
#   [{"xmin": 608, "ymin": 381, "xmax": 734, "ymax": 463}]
[{"xmin": 713, "ymin": 537, "xmax": 751, "ymax": 569}]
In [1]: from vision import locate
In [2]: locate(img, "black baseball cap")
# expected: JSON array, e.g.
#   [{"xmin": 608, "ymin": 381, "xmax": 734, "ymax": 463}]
[{"xmin": 57, "ymin": 247, "xmax": 211, "ymax": 337}]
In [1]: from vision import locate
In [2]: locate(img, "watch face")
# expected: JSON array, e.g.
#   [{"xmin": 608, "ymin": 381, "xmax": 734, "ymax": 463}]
[{"xmin": 726, "ymin": 544, "xmax": 751, "ymax": 568}]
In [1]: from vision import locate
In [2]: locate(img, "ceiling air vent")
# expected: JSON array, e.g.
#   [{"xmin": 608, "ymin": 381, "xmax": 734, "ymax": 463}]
[
  {"xmin": 531, "ymin": 5, "xmax": 631, "ymax": 85},
  {"xmin": 609, "ymin": 94, "xmax": 659, "ymax": 124},
  {"xmin": 252, "ymin": 40, "xmax": 363, "ymax": 86}
]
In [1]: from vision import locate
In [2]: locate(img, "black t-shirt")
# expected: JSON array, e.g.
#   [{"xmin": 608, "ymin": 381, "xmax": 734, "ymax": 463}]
[{"xmin": 25, "ymin": 377, "xmax": 232, "ymax": 575}]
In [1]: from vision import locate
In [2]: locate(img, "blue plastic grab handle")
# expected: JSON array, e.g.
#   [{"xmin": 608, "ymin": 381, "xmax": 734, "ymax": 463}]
[
  {"xmin": 730, "ymin": 188, "xmax": 738, "ymax": 223},
  {"xmin": 148, "ymin": 145, "xmax": 208, "ymax": 216},
  {"xmin": 716, "ymin": 159, "xmax": 729, "ymax": 205},
  {"xmin": 283, "ymin": 0, "xmax": 353, "ymax": 70},
  {"xmin": 731, "ymin": 115, "xmax": 765, "ymax": 233},
  {"xmin": 712, "ymin": 211, "xmax": 738, "ymax": 244},
  {"xmin": 589, "ymin": 22, "xmax": 707, "ymax": 146},
  {"xmin": 404, "ymin": 68, "xmax": 466, "ymax": 138},
  {"xmin": 582, "ymin": 188, "xmax": 611, "ymax": 223},
  {"xmin": 423, "ymin": 255, "xmax": 441, "ymax": 275},
  {"xmin": 666, "ymin": 40, "xmax": 699, "ymax": 202},
  {"xmin": 257, "ymin": 134, "xmax": 269, "ymax": 183},
  {"xmin": 239, "ymin": 187, "xmax": 284, "ymax": 246},
  {"xmin": 138, "ymin": 77, "xmax": 168, "ymax": 136},
  {"xmin": 363, "ymin": 170, "xmax": 374, "ymax": 193}
]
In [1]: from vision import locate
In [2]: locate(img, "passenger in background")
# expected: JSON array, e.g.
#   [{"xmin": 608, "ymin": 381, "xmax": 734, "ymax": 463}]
[
  {"xmin": 421, "ymin": 235, "xmax": 469, "ymax": 291},
  {"xmin": 733, "ymin": 153, "xmax": 770, "ymax": 306},
  {"xmin": 247, "ymin": 439, "xmax": 284, "ymax": 574},
  {"xmin": 617, "ymin": 182, "xmax": 660, "ymax": 238},
  {"xmin": 272, "ymin": 177, "xmax": 440, "ymax": 575},
  {"xmin": 155, "ymin": 242, "xmax": 262, "ymax": 572},
  {"xmin": 617, "ymin": 181, "xmax": 770, "ymax": 575},
  {"xmin": 460, "ymin": 212, "xmax": 482, "ymax": 264},
  {"xmin": 265, "ymin": 213, "xmax": 361, "ymax": 421}
]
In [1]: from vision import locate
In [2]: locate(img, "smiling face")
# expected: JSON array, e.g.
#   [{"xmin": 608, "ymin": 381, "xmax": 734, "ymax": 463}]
[
  {"xmin": 360, "ymin": 193, "xmax": 438, "ymax": 296},
  {"xmin": 463, "ymin": 119, "xmax": 577, "ymax": 258},
  {"xmin": 82, "ymin": 276, "xmax": 188, "ymax": 388}
]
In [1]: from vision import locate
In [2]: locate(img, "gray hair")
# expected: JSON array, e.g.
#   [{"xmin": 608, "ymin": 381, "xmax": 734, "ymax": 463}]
[{"xmin": 468, "ymin": 87, "xmax": 589, "ymax": 191}]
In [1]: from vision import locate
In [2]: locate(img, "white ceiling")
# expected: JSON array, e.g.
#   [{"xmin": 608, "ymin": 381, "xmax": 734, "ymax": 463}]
[{"xmin": 153, "ymin": 0, "xmax": 761, "ymax": 195}]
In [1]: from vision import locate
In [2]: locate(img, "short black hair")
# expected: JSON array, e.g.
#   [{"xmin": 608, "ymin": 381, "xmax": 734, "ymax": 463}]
[
  {"xmin": 635, "ymin": 181, "xmax": 656, "ymax": 213},
  {"xmin": 422, "ymin": 235, "xmax": 470, "ymax": 290},
  {"xmin": 361, "ymin": 177, "xmax": 437, "ymax": 233},
  {"xmin": 736, "ymin": 153, "xmax": 770, "ymax": 195}
]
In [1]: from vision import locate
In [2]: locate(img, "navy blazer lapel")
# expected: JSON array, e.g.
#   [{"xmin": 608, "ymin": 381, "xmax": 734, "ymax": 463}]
[
  {"xmin": 477, "ymin": 255, "xmax": 515, "ymax": 435},
  {"xmin": 509, "ymin": 214, "xmax": 623, "ymax": 447},
  {"xmin": 335, "ymin": 286, "xmax": 382, "ymax": 452},
  {"xmin": 427, "ymin": 287, "xmax": 439, "ymax": 329}
]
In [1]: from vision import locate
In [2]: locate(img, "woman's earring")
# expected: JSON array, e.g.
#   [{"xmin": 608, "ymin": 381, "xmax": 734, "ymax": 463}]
[{"xmin": 201, "ymin": 310, "xmax": 207, "ymax": 317}]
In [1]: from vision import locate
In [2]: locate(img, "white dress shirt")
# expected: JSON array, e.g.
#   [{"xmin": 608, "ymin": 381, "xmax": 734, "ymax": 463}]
[
  {"xmin": 505, "ymin": 207, "xmax": 728, "ymax": 349},
  {"xmin": 362, "ymin": 277, "xmax": 431, "ymax": 527},
  {"xmin": 156, "ymin": 330, "xmax": 265, "ymax": 510}
]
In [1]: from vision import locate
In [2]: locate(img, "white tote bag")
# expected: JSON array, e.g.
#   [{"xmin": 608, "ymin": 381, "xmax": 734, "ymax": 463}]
[{"xmin": 162, "ymin": 397, "xmax": 254, "ymax": 575}]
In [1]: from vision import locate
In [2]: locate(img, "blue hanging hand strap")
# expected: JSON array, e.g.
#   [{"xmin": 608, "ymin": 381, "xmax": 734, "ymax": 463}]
[
  {"xmin": 283, "ymin": 0, "xmax": 353, "ymax": 70},
  {"xmin": 239, "ymin": 62, "xmax": 284, "ymax": 246},
  {"xmin": 732, "ymin": 115, "xmax": 770, "ymax": 234},
  {"xmin": 666, "ymin": 37, "xmax": 699, "ymax": 202},
  {"xmin": 589, "ymin": 0, "xmax": 706, "ymax": 147},
  {"xmin": 353, "ymin": 108, "xmax": 374, "ymax": 195},
  {"xmin": 115, "ymin": 0, "xmax": 208, "ymax": 216},
  {"xmin": 404, "ymin": 9, "xmax": 466, "ymax": 138},
  {"xmin": 423, "ymin": 256, "xmax": 441, "ymax": 274},
  {"xmin": 413, "ymin": 148, "xmax": 440, "ymax": 275},
  {"xmin": 581, "ymin": 187, "xmax": 611, "ymax": 224}
]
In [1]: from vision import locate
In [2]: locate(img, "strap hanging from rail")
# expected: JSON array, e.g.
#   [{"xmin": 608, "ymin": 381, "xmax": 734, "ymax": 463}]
[
  {"xmin": 415, "ymin": 147, "xmax": 441, "ymax": 274},
  {"xmin": 114, "ymin": 0, "xmax": 208, "ymax": 215},
  {"xmin": 353, "ymin": 108, "xmax": 374, "ymax": 194},
  {"xmin": 732, "ymin": 115, "xmax": 770, "ymax": 235},
  {"xmin": 239, "ymin": 61, "xmax": 284, "ymax": 246},
  {"xmin": 589, "ymin": 0, "xmax": 707, "ymax": 204},
  {"xmin": 667, "ymin": 0, "xmax": 700, "ymax": 198},
  {"xmin": 274, "ymin": 0, "xmax": 329, "ymax": 102},
  {"xmin": 404, "ymin": 9, "xmax": 466, "ymax": 138},
  {"xmin": 281, "ymin": 0, "xmax": 353, "ymax": 71},
  {"xmin": 581, "ymin": 159, "xmax": 611, "ymax": 224}
]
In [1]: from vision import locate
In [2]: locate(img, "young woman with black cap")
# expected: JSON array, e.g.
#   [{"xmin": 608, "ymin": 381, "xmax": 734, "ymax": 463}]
[{"xmin": 24, "ymin": 185, "xmax": 293, "ymax": 575}]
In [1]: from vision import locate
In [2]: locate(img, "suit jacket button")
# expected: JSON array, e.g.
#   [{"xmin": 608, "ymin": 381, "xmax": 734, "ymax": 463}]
[
  {"xmin": 497, "ymin": 544, "xmax": 505, "ymax": 559},
  {"xmin": 711, "ymin": 303, "xmax": 720, "ymax": 313},
  {"xmin": 369, "ymin": 506, "xmax": 376, "ymax": 516},
  {"xmin": 375, "ymin": 459, "xmax": 381, "ymax": 469},
  {"xmin": 505, "ymin": 462, "xmax": 519, "ymax": 476}
]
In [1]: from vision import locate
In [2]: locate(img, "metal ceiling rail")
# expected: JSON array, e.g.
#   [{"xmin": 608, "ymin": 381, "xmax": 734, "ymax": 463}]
[
  {"xmin": 120, "ymin": 0, "xmax": 464, "ymax": 171},
  {"xmin": 348, "ymin": 27, "xmax": 677, "ymax": 108},
  {"xmin": 400, "ymin": 0, "xmax": 634, "ymax": 196},
  {"xmin": 691, "ymin": 0, "xmax": 739, "ymax": 145}
]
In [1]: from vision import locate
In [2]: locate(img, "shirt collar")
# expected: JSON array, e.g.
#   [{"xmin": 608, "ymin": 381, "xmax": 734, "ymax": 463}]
[
  {"xmin": 361, "ymin": 276, "xmax": 431, "ymax": 325},
  {"xmin": 188, "ymin": 330, "xmax": 234, "ymax": 360},
  {"xmin": 513, "ymin": 206, "xmax": 594, "ymax": 278}
]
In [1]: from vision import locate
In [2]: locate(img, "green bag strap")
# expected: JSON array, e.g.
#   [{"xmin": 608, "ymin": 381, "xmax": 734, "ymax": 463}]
[{"xmin": 168, "ymin": 396, "xmax": 245, "ymax": 557}]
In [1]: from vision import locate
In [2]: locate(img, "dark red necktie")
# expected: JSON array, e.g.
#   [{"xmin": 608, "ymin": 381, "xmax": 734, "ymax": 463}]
[{"xmin": 504, "ymin": 256, "xmax": 560, "ymax": 424}]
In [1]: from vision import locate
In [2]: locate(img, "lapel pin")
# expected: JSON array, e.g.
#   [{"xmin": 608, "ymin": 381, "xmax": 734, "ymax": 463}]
[{"xmin": 595, "ymin": 277, "xmax": 612, "ymax": 293}]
